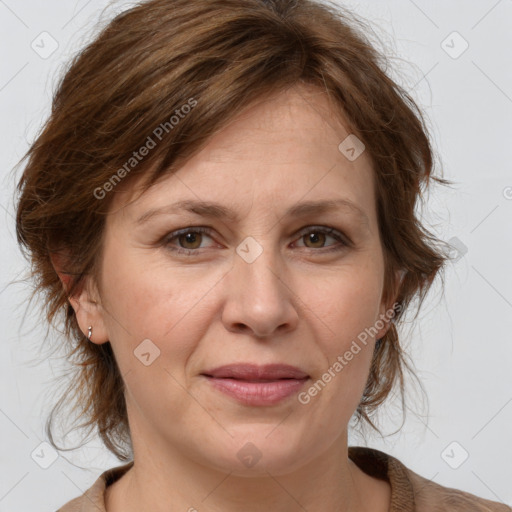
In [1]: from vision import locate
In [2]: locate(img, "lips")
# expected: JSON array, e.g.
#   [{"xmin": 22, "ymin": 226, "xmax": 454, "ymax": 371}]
[
  {"xmin": 201, "ymin": 364, "xmax": 309, "ymax": 406},
  {"xmin": 202, "ymin": 363, "xmax": 309, "ymax": 381}
]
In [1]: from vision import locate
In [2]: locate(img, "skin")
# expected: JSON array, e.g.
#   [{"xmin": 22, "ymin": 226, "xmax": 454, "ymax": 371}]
[{"xmin": 64, "ymin": 83, "xmax": 398, "ymax": 512}]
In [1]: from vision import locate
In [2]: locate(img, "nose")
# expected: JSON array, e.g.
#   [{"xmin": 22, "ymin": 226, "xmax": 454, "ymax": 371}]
[{"xmin": 221, "ymin": 244, "xmax": 299, "ymax": 339}]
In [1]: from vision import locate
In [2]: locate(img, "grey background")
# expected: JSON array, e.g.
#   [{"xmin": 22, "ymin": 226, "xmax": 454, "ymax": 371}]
[{"xmin": 1, "ymin": 0, "xmax": 511, "ymax": 510}]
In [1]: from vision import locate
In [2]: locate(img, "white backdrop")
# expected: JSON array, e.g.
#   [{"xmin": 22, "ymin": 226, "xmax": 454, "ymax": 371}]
[{"xmin": 0, "ymin": 1, "xmax": 511, "ymax": 510}]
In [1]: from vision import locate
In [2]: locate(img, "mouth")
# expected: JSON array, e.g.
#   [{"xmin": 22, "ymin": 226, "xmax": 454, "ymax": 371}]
[{"xmin": 201, "ymin": 363, "xmax": 309, "ymax": 406}]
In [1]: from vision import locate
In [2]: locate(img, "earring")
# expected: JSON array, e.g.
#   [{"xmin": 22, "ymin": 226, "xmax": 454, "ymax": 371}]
[{"xmin": 87, "ymin": 326, "xmax": 93, "ymax": 340}]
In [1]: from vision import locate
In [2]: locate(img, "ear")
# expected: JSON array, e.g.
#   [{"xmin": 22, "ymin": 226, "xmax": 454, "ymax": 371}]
[
  {"xmin": 375, "ymin": 268, "xmax": 405, "ymax": 340},
  {"xmin": 50, "ymin": 251, "xmax": 109, "ymax": 345}
]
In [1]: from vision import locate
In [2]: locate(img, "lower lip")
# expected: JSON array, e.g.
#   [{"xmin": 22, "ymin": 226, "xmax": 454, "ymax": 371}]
[{"xmin": 204, "ymin": 376, "xmax": 308, "ymax": 406}]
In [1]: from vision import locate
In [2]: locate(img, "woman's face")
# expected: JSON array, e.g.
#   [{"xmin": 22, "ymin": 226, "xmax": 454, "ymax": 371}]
[{"xmin": 86, "ymin": 84, "xmax": 396, "ymax": 475}]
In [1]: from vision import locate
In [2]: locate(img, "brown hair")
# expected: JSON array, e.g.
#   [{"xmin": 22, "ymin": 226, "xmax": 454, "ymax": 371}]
[{"xmin": 15, "ymin": 0, "xmax": 451, "ymax": 461}]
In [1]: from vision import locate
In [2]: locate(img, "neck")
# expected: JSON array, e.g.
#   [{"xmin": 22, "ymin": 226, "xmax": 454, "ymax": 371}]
[{"xmin": 106, "ymin": 434, "xmax": 381, "ymax": 512}]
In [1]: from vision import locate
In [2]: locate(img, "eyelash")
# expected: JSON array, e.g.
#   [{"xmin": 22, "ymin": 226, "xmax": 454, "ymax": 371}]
[{"xmin": 160, "ymin": 225, "xmax": 351, "ymax": 256}]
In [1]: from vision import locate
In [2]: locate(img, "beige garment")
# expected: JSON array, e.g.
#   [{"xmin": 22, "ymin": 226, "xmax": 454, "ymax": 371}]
[{"xmin": 56, "ymin": 446, "xmax": 511, "ymax": 511}]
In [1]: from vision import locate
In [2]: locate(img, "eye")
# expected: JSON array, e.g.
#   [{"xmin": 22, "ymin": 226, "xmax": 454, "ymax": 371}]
[
  {"xmin": 161, "ymin": 225, "xmax": 350, "ymax": 257},
  {"xmin": 162, "ymin": 227, "xmax": 215, "ymax": 255},
  {"xmin": 293, "ymin": 226, "xmax": 349, "ymax": 252}
]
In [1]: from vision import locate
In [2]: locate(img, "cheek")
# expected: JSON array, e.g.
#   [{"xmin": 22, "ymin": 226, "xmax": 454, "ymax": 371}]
[
  {"xmin": 97, "ymin": 251, "xmax": 217, "ymax": 422},
  {"xmin": 296, "ymin": 263, "xmax": 382, "ymax": 403},
  {"xmin": 305, "ymin": 261, "xmax": 384, "ymax": 346},
  {"xmin": 97, "ymin": 242, "xmax": 225, "ymax": 369}
]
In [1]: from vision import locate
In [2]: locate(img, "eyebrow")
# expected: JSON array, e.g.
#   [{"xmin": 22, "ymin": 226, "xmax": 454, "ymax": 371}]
[{"xmin": 135, "ymin": 198, "xmax": 370, "ymax": 227}]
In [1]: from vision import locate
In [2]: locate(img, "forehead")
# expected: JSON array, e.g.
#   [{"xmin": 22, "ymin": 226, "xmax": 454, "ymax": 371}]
[
  {"xmin": 201, "ymin": 84, "xmax": 357, "ymax": 162},
  {"xmin": 109, "ymin": 84, "xmax": 377, "ymax": 228}
]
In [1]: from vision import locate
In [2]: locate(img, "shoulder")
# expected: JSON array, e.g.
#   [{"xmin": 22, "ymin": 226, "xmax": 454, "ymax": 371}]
[
  {"xmin": 56, "ymin": 461, "xmax": 134, "ymax": 512},
  {"xmin": 349, "ymin": 446, "xmax": 511, "ymax": 512},
  {"xmin": 405, "ymin": 464, "xmax": 511, "ymax": 512}
]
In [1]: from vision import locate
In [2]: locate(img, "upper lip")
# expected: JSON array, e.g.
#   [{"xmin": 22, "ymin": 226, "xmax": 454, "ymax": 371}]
[{"xmin": 202, "ymin": 363, "xmax": 309, "ymax": 380}]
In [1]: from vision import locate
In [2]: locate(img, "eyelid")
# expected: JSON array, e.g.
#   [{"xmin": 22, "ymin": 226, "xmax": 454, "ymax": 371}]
[
  {"xmin": 160, "ymin": 225, "xmax": 351, "ymax": 255},
  {"xmin": 293, "ymin": 225, "xmax": 351, "ymax": 248},
  {"xmin": 161, "ymin": 226, "xmax": 216, "ymax": 249}
]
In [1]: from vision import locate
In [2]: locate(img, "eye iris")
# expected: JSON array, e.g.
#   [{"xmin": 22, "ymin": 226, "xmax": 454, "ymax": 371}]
[
  {"xmin": 305, "ymin": 232, "xmax": 326, "ymax": 248},
  {"xmin": 179, "ymin": 232, "xmax": 202, "ymax": 249},
  {"xmin": 174, "ymin": 230, "xmax": 333, "ymax": 251}
]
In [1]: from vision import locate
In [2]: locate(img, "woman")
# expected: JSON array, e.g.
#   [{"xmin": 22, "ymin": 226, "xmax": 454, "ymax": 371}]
[{"xmin": 15, "ymin": 0, "xmax": 510, "ymax": 510}]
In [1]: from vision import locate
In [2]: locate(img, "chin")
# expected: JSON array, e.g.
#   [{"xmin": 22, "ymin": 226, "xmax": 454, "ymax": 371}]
[{"xmin": 198, "ymin": 426, "xmax": 319, "ymax": 477}]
